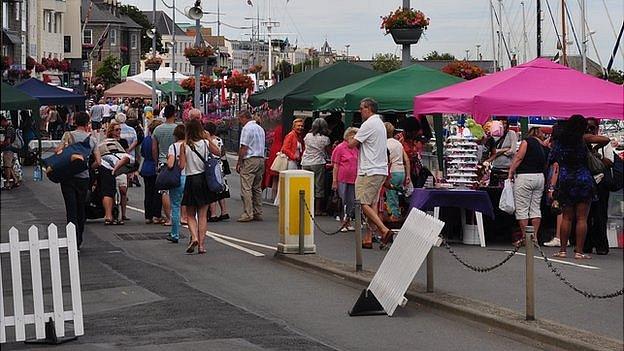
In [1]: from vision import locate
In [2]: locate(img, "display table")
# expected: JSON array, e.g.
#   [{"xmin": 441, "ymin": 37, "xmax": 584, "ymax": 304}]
[
  {"xmin": 410, "ymin": 188, "xmax": 494, "ymax": 247},
  {"xmin": 28, "ymin": 139, "xmax": 61, "ymax": 159}
]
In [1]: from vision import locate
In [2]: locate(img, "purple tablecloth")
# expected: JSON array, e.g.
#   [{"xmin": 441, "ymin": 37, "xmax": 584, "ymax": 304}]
[{"xmin": 410, "ymin": 188, "xmax": 495, "ymax": 218}]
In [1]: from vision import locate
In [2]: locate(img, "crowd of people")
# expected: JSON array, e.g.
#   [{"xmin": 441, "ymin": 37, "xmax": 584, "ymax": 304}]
[{"xmin": 2, "ymin": 93, "xmax": 620, "ymax": 258}]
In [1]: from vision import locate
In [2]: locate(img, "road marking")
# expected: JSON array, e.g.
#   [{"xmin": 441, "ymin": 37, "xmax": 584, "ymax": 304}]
[
  {"xmin": 127, "ymin": 205, "xmax": 145, "ymax": 214},
  {"xmin": 505, "ymin": 251, "xmax": 599, "ymax": 270},
  {"xmin": 206, "ymin": 232, "xmax": 265, "ymax": 257},
  {"xmin": 207, "ymin": 232, "xmax": 277, "ymax": 250}
]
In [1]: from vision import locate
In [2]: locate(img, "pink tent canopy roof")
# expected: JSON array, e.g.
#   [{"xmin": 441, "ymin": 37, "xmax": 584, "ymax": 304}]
[
  {"xmin": 413, "ymin": 58, "xmax": 624, "ymax": 123},
  {"xmin": 104, "ymin": 79, "xmax": 153, "ymax": 98}
]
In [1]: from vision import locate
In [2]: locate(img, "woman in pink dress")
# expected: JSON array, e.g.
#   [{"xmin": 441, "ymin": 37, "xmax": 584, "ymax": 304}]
[{"xmin": 331, "ymin": 127, "xmax": 359, "ymax": 231}]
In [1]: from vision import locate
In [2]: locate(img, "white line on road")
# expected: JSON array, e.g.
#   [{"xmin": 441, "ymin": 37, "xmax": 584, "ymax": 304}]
[
  {"xmin": 206, "ymin": 232, "xmax": 265, "ymax": 257},
  {"xmin": 127, "ymin": 205, "xmax": 145, "ymax": 214},
  {"xmin": 505, "ymin": 251, "xmax": 599, "ymax": 270},
  {"xmin": 207, "ymin": 232, "xmax": 277, "ymax": 250}
]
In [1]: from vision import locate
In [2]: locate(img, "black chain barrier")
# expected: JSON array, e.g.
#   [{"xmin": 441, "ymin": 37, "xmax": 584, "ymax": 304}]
[
  {"xmin": 532, "ymin": 242, "xmax": 624, "ymax": 299},
  {"xmin": 302, "ymin": 199, "xmax": 349, "ymax": 236},
  {"xmin": 442, "ymin": 238, "xmax": 521, "ymax": 273}
]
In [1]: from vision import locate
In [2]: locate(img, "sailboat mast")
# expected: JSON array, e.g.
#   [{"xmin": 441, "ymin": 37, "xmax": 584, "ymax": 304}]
[
  {"xmin": 581, "ymin": 0, "xmax": 587, "ymax": 73},
  {"xmin": 561, "ymin": 0, "xmax": 568, "ymax": 66},
  {"xmin": 521, "ymin": 1, "xmax": 528, "ymax": 63},
  {"xmin": 489, "ymin": 0, "xmax": 497, "ymax": 71},
  {"xmin": 537, "ymin": 0, "xmax": 542, "ymax": 57}
]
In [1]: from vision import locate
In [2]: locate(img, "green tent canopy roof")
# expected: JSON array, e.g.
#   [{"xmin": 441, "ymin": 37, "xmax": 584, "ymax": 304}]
[
  {"xmin": 247, "ymin": 61, "xmax": 379, "ymax": 110},
  {"xmin": 1, "ymin": 82, "xmax": 40, "ymax": 111},
  {"xmin": 158, "ymin": 81, "xmax": 190, "ymax": 95},
  {"xmin": 313, "ymin": 64, "xmax": 464, "ymax": 113}
]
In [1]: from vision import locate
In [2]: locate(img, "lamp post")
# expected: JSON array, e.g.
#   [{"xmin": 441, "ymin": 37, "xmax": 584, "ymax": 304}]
[
  {"xmin": 187, "ymin": 1, "xmax": 203, "ymax": 109},
  {"xmin": 401, "ymin": 0, "xmax": 410, "ymax": 67},
  {"xmin": 151, "ymin": 0, "xmax": 157, "ymax": 109},
  {"xmin": 171, "ymin": 0, "xmax": 176, "ymax": 105},
  {"xmin": 345, "ymin": 44, "xmax": 350, "ymax": 62}
]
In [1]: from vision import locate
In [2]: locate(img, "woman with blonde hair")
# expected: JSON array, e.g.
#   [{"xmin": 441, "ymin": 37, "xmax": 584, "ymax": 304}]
[{"xmin": 282, "ymin": 118, "xmax": 305, "ymax": 170}]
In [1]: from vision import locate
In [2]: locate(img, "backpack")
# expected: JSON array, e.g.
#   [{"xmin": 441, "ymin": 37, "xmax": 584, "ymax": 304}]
[{"xmin": 190, "ymin": 140, "xmax": 225, "ymax": 193}]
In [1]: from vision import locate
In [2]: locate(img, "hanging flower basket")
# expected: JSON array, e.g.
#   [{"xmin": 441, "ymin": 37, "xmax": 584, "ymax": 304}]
[
  {"xmin": 188, "ymin": 56, "xmax": 208, "ymax": 67},
  {"xmin": 381, "ymin": 8, "xmax": 429, "ymax": 45},
  {"xmin": 145, "ymin": 54, "xmax": 162, "ymax": 71},
  {"xmin": 389, "ymin": 27, "xmax": 424, "ymax": 45}
]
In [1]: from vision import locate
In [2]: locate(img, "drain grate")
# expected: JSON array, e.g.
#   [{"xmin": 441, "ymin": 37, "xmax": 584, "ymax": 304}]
[{"xmin": 114, "ymin": 232, "xmax": 171, "ymax": 241}]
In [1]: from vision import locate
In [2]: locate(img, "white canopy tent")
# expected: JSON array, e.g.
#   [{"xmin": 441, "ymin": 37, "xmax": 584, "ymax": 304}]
[{"xmin": 127, "ymin": 67, "xmax": 189, "ymax": 83}]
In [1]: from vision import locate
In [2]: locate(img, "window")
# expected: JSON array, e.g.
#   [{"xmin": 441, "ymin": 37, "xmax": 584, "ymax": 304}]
[
  {"xmin": 46, "ymin": 11, "xmax": 53, "ymax": 32},
  {"xmin": 2, "ymin": 3, "xmax": 8, "ymax": 29},
  {"xmin": 130, "ymin": 62, "xmax": 137, "ymax": 75},
  {"xmin": 110, "ymin": 29, "xmax": 117, "ymax": 46},
  {"xmin": 83, "ymin": 29, "xmax": 92, "ymax": 44},
  {"xmin": 130, "ymin": 33, "xmax": 137, "ymax": 49},
  {"xmin": 54, "ymin": 13, "xmax": 62, "ymax": 34},
  {"xmin": 64, "ymin": 36, "xmax": 71, "ymax": 53},
  {"xmin": 15, "ymin": 2, "xmax": 20, "ymax": 21}
]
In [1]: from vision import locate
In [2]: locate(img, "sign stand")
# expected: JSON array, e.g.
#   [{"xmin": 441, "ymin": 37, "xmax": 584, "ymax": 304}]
[{"xmin": 348, "ymin": 289, "xmax": 386, "ymax": 316}]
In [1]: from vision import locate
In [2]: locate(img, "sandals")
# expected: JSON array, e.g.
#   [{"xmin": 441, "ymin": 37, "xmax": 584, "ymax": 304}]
[
  {"xmin": 574, "ymin": 252, "xmax": 592, "ymax": 260},
  {"xmin": 104, "ymin": 219, "xmax": 114, "ymax": 225},
  {"xmin": 145, "ymin": 219, "xmax": 154, "ymax": 224},
  {"xmin": 552, "ymin": 251, "xmax": 567, "ymax": 258},
  {"xmin": 379, "ymin": 229, "xmax": 394, "ymax": 250},
  {"xmin": 186, "ymin": 241, "xmax": 198, "ymax": 253},
  {"xmin": 198, "ymin": 248, "xmax": 207, "ymax": 254}
]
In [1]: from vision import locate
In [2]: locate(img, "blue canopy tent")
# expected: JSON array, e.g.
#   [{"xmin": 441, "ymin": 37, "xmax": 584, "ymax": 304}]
[{"xmin": 16, "ymin": 78, "xmax": 86, "ymax": 107}]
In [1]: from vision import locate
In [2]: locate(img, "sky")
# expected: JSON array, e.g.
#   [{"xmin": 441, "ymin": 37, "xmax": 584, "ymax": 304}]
[{"xmin": 129, "ymin": 0, "xmax": 624, "ymax": 71}]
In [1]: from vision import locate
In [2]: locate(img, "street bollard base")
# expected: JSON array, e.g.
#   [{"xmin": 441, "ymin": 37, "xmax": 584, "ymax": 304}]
[
  {"xmin": 348, "ymin": 289, "xmax": 386, "ymax": 316},
  {"xmin": 277, "ymin": 243, "xmax": 316, "ymax": 254}
]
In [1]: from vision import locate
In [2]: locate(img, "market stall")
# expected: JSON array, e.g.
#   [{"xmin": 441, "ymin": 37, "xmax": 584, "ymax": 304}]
[
  {"xmin": 104, "ymin": 79, "xmax": 155, "ymax": 99},
  {"xmin": 16, "ymin": 78, "xmax": 86, "ymax": 106},
  {"xmin": 127, "ymin": 67, "xmax": 189, "ymax": 83},
  {"xmin": 1, "ymin": 82, "xmax": 40, "ymax": 111},
  {"xmin": 248, "ymin": 61, "xmax": 379, "ymax": 133},
  {"xmin": 410, "ymin": 58, "xmax": 624, "ymax": 245}
]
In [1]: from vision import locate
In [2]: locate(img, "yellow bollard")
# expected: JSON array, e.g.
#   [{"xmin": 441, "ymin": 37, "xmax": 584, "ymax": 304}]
[{"xmin": 277, "ymin": 170, "xmax": 316, "ymax": 254}]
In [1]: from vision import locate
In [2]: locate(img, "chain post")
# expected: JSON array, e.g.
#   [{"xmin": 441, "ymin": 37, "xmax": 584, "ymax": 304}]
[
  {"xmin": 426, "ymin": 250, "xmax": 434, "ymax": 292},
  {"xmin": 299, "ymin": 190, "xmax": 305, "ymax": 255},
  {"xmin": 525, "ymin": 226, "xmax": 535, "ymax": 321},
  {"xmin": 354, "ymin": 200, "xmax": 363, "ymax": 271}
]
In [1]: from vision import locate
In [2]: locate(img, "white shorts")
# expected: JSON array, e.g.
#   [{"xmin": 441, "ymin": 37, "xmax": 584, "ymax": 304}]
[
  {"xmin": 116, "ymin": 174, "xmax": 128, "ymax": 188},
  {"xmin": 513, "ymin": 173, "xmax": 545, "ymax": 220}
]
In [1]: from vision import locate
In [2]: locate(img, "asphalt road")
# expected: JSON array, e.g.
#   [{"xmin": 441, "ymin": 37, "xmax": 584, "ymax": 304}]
[{"xmin": 0, "ymin": 167, "xmax": 558, "ymax": 350}]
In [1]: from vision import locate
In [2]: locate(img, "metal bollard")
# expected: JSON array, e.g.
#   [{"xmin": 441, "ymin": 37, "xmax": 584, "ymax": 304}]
[
  {"xmin": 426, "ymin": 250, "xmax": 434, "ymax": 292},
  {"xmin": 299, "ymin": 190, "xmax": 305, "ymax": 255},
  {"xmin": 354, "ymin": 200, "xmax": 363, "ymax": 271},
  {"xmin": 525, "ymin": 225, "xmax": 535, "ymax": 320}
]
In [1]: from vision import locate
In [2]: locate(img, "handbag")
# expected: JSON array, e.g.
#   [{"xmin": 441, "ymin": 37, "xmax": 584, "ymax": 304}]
[
  {"xmin": 155, "ymin": 145, "xmax": 182, "ymax": 190},
  {"xmin": 499, "ymin": 179, "xmax": 515, "ymax": 214},
  {"xmin": 327, "ymin": 191, "xmax": 342, "ymax": 216},
  {"xmin": 190, "ymin": 140, "xmax": 226, "ymax": 193},
  {"xmin": 270, "ymin": 151, "xmax": 289, "ymax": 172},
  {"xmin": 221, "ymin": 157, "xmax": 232, "ymax": 175},
  {"xmin": 587, "ymin": 149, "xmax": 606, "ymax": 175},
  {"xmin": 43, "ymin": 136, "xmax": 92, "ymax": 183}
]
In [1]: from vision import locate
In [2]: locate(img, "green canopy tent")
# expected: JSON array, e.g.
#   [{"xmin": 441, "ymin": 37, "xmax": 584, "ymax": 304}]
[
  {"xmin": 1, "ymin": 82, "xmax": 40, "ymax": 111},
  {"xmin": 159, "ymin": 81, "xmax": 191, "ymax": 95},
  {"xmin": 248, "ymin": 62, "xmax": 379, "ymax": 132},
  {"xmin": 313, "ymin": 64, "xmax": 464, "ymax": 113}
]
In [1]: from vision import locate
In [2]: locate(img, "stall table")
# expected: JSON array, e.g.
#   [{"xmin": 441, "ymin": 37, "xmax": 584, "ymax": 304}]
[{"xmin": 410, "ymin": 188, "xmax": 494, "ymax": 247}]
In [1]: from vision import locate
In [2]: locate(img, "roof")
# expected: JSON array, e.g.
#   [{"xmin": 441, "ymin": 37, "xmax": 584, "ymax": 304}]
[
  {"xmin": 353, "ymin": 59, "xmax": 496, "ymax": 74},
  {"xmin": 81, "ymin": 0, "xmax": 142, "ymax": 28},
  {"xmin": 16, "ymin": 78, "xmax": 86, "ymax": 106},
  {"xmin": 1, "ymin": 82, "xmax": 40, "ymax": 111},
  {"xmin": 142, "ymin": 11, "xmax": 186, "ymax": 36}
]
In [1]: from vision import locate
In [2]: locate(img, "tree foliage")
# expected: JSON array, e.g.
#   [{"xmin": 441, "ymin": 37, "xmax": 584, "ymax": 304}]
[
  {"xmin": 423, "ymin": 51, "xmax": 456, "ymax": 61},
  {"xmin": 372, "ymin": 53, "xmax": 401, "ymax": 73},
  {"xmin": 95, "ymin": 55, "xmax": 121, "ymax": 88},
  {"xmin": 119, "ymin": 5, "xmax": 163, "ymax": 57},
  {"xmin": 293, "ymin": 58, "xmax": 319, "ymax": 73}
]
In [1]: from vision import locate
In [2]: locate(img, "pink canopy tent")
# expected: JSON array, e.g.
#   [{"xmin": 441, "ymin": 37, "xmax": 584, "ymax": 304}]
[{"xmin": 413, "ymin": 58, "xmax": 624, "ymax": 123}]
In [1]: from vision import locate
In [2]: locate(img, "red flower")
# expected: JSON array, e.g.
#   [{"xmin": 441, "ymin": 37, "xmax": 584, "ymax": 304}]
[
  {"xmin": 442, "ymin": 60, "xmax": 485, "ymax": 80},
  {"xmin": 225, "ymin": 74, "xmax": 254, "ymax": 93},
  {"xmin": 381, "ymin": 8, "xmax": 430, "ymax": 34}
]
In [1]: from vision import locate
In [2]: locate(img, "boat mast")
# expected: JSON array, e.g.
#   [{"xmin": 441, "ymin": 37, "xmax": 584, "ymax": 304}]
[
  {"xmin": 536, "ymin": 0, "xmax": 542, "ymax": 57},
  {"xmin": 489, "ymin": 0, "xmax": 498, "ymax": 71},
  {"xmin": 561, "ymin": 0, "xmax": 567, "ymax": 66}
]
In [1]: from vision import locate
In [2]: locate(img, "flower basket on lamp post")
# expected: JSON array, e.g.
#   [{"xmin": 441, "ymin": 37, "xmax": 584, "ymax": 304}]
[
  {"xmin": 145, "ymin": 54, "xmax": 162, "ymax": 71},
  {"xmin": 185, "ymin": 46, "xmax": 215, "ymax": 68},
  {"xmin": 381, "ymin": 8, "xmax": 429, "ymax": 45},
  {"xmin": 389, "ymin": 27, "xmax": 424, "ymax": 45}
]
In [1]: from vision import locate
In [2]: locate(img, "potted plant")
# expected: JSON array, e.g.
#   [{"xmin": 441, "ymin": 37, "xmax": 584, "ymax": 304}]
[
  {"xmin": 145, "ymin": 53, "xmax": 162, "ymax": 71},
  {"xmin": 213, "ymin": 66, "xmax": 225, "ymax": 76},
  {"xmin": 381, "ymin": 7, "xmax": 430, "ymax": 45},
  {"xmin": 442, "ymin": 60, "xmax": 485, "ymax": 80},
  {"xmin": 184, "ymin": 46, "xmax": 215, "ymax": 67},
  {"xmin": 225, "ymin": 74, "xmax": 254, "ymax": 94}
]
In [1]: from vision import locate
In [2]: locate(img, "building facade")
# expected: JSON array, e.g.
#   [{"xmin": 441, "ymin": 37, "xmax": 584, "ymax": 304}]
[
  {"xmin": 2, "ymin": 0, "xmax": 27, "ymax": 67},
  {"xmin": 82, "ymin": 0, "xmax": 142, "ymax": 79},
  {"xmin": 142, "ymin": 11, "xmax": 194, "ymax": 76}
]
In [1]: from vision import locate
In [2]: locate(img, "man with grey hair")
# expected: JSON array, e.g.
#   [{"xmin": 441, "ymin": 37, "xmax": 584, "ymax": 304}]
[
  {"xmin": 188, "ymin": 108, "xmax": 202, "ymax": 120},
  {"xmin": 236, "ymin": 110, "xmax": 266, "ymax": 222},
  {"xmin": 348, "ymin": 98, "xmax": 391, "ymax": 249}
]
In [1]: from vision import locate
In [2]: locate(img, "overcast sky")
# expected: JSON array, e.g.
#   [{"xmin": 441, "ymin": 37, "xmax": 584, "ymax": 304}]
[{"xmin": 129, "ymin": 0, "xmax": 624, "ymax": 70}]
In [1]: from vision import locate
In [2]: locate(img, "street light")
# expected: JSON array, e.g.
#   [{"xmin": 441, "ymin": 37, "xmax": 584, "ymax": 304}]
[
  {"xmin": 151, "ymin": 0, "xmax": 157, "ymax": 110},
  {"xmin": 345, "ymin": 44, "xmax": 350, "ymax": 63},
  {"xmin": 187, "ymin": 0, "xmax": 203, "ymax": 109}
]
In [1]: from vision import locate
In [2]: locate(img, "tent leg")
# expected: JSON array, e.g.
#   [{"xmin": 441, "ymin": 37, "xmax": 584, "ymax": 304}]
[{"xmin": 433, "ymin": 114, "xmax": 445, "ymax": 177}]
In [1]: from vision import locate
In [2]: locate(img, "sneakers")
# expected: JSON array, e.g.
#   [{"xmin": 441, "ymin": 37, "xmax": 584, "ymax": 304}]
[
  {"xmin": 166, "ymin": 235, "xmax": 179, "ymax": 243},
  {"xmin": 543, "ymin": 237, "xmax": 563, "ymax": 247},
  {"xmin": 347, "ymin": 225, "xmax": 355, "ymax": 231},
  {"xmin": 340, "ymin": 227, "xmax": 349, "ymax": 232},
  {"xmin": 253, "ymin": 215, "xmax": 263, "ymax": 221}
]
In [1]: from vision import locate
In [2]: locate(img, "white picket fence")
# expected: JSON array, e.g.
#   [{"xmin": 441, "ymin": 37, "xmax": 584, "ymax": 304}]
[{"xmin": 0, "ymin": 223, "xmax": 83, "ymax": 343}]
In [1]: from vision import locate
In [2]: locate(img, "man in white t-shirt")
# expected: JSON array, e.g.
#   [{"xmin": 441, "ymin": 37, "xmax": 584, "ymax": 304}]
[
  {"xmin": 348, "ymin": 98, "xmax": 391, "ymax": 249},
  {"xmin": 236, "ymin": 110, "xmax": 266, "ymax": 222}
]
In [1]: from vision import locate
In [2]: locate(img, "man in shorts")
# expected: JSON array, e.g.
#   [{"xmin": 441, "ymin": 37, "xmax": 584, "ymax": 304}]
[{"xmin": 348, "ymin": 98, "xmax": 391, "ymax": 249}]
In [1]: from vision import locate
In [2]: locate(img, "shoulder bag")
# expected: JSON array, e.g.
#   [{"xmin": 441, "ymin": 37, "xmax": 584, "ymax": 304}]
[
  {"xmin": 270, "ymin": 151, "xmax": 289, "ymax": 172},
  {"xmin": 155, "ymin": 145, "xmax": 182, "ymax": 190},
  {"xmin": 190, "ymin": 140, "xmax": 226, "ymax": 193},
  {"xmin": 587, "ymin": 147, "xmax": 606, "ymax": 175}
]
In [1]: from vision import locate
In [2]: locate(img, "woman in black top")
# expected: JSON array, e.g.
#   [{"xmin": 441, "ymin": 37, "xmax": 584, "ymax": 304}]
[{"xmin": 508, "ymin": 127, "xmax": 547, "ymax": 245}]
